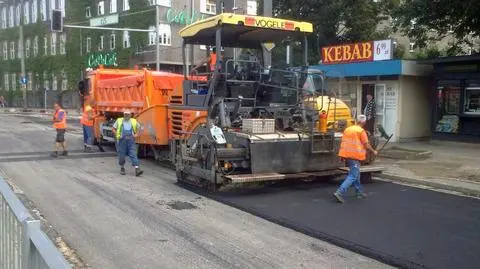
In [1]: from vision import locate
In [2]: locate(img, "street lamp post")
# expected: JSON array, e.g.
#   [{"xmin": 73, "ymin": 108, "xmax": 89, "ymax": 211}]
[{"xmin": 19, "ymin": 0, "xmax": 27, "ymax": 110}]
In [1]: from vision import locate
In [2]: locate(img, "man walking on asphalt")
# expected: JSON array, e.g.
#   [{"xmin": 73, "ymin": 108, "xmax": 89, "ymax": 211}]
[
  {"xmin": 81, "ymin": 100, "xmax": 95, "ymax": 152},
  {"xmin": 333, "ymin": 115, "xmax": 377, "ymax": 203},
  {"xmin": 112, "ymin": 111, "xmax": 144, "ymax": 176},
  {"xmin": 51, "ymin": 102, "xmax": 68, "ymax": 157}
]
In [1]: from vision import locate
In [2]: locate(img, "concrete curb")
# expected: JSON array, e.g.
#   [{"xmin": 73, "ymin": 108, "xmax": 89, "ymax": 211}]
[{"xmin": 378, "ymin": 173, "xmax": 480, "ymax": 198}]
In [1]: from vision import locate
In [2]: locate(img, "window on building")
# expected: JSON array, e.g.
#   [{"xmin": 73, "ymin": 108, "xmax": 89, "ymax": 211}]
[
  {"xmin": 32, "ymin": 0, "xmax": 38, "ymax": 23},
  {"xmin": 10, "ymin": 41, "xmax": 15, "ymax": 59},
  {"xmin": 33, "ymin": 36, "xmax": 39, "ymax": 56},
  {"xmin": 43, "ymin": 71, "xmax": 49, "ymax": 90},
  {"xmin": 85, "ymin": 6, "xmax": 91, "ymax": 18},
  {"xmin": 2, "ymin": 42, "xmax": 7, "ymax": 60},
  {"xmin": 464, "ymin": 88, "xmax": 480, "ymax": 115},
  {"xmin": 11, "ymin": 73, "xmax": 16, "ymax": 91},
  {"xmin": 98, "ymin": 1, "xmax": 105, "ymax": 16},
  {"xmin": 61, "ymin": 70, "xmax": 67, "ymax": 91},
  {"xmin": 409, "ymin": 42, "xmax": 415, "ymax": 53},
  {"xmin": 99, "ymin": 35, "xmax": 105, "ymax": 50},
  {"xmin": 60, "ymin": 33, "xmax": 66, "ymax": 54},
  {"xmin": 49, "ymin": 0, "xmax": 55, "ymax": 20},
  {"xmin": 51, "ymin": 33, "xmax": 57, "ymax": 55},
  {"xmin": 43, "ymin": 35, "xmax": 48, "ymax": 55},
  {"xmin": 247, "ymin": 0, "xmax": 257, "ymax": 15},
  {"xmin": 86, "ymin": 37, "xmax": 91, "ymax": 53},
  {"xmin": 110, "ymin": 0, "xmax": 117, "ymax": 13},
  {"xmin": 60, "ymin": 0, "xmax": 65, "ymax": 17},
  {"xmin": 9, "ymin": 5, "xmax": 14, "ymax": 27},
  {"xmin": 27, "ymin": 72, "xmax": 33, "ymax": 91},
  {"xmin": 150, "ymin": 0, "xmax": 171, "ymax": 7},
  {"xmin": 123, "ymin": 31, "xmax": 130, "ymax": 48},
  {"xmin": 40, "ymin": 0, "xmax": 46, "ymax": 21},
  {"xmin": 110, "ymin": 33, "xmax": 116, "ymax": 50},
  {"xmin": 200, "ymin": 0, "xmax": 216, "ymax": 14},
  {"xmin": 17, "ymin": 39, "xmax": 21, "ymax": 59},
  {"xmin": 25, "ymin": 38, "xmax": 31, "ymax": 58},
  {"xmin": 148, "ymin": 24, "xmax": 172, "ymax": 46},
  {"xmin": 123, "ymin": 0, "xmax": 130, "ymax": 11},
  {"xmin": 1, "ymin": 8, "xmax": 6, "ymax": 29},
  {"xmin": 15, "ymin": 4, "xmax": 20, "ymax": 25},
  {"xmin": 24, "ymin": 2, "xmax": 30, "ymax": 24},
  {"xmin": 52, "ymin": 73, "xmax": 57, "ymax": 91},
  {"xmin": 4, "ymin": 73, "xmax": 9, "ymax": 91},
  {"xmin": 199, "ymin": 45, "xmax": 207, "ymax": 50}
]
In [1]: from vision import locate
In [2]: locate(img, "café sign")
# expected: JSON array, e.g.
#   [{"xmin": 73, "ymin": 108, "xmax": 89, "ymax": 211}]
[
  {"xmin": 87, "ymin": 52, "xmax": 118, "ymax": 68},
  {"xmin": 166, "ymin": 8, "xmax": 207, "ymax": 26},
  {"xmin": 321, "ymin": 39, "xmax": 393, "ymax": 64}
]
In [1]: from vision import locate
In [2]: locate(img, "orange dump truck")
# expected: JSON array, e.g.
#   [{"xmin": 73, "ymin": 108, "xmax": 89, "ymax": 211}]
[{"xmin": 82, "ymin": 66, "xmax": 207, "ymax": 159}]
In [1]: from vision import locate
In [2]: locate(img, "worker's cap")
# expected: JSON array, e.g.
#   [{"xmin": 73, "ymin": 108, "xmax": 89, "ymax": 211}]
[{"xmin": 357, "ymin": 114, "xmax": 367, "ymax": 123}]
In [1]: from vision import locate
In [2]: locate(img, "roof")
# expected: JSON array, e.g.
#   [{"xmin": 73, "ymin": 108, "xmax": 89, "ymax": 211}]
[
  {"xmin": 310, "ymin": 60, "xmax": 433, "ymax": 78},
  {"xmin": 179, "ymin": 13, "xmax": 313, "ymax": 48},
  {"xmin": 420, "ymin": 54, "xmax": 480, "ymax": 64}
]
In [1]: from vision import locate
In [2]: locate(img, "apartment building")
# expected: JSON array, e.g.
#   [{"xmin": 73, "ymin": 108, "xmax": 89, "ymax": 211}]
[
  {"xmin": 81, "ymin": 0, "xmax": 259, "ymax": 73},
  {"xmin": 0, "ymin": 0, "xmax": 67, "ymax": 106}
]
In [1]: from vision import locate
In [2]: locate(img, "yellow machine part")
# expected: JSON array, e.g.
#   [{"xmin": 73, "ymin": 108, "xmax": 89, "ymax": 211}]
[{"xmin": 314, "ymin": 96, "xmax": 355, "ymax": 131}]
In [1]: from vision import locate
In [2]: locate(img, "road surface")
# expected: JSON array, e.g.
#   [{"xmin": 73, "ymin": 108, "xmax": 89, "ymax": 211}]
[{"xmin": 0, "ymin": 113, "xmax": 390, "ymax": 269}]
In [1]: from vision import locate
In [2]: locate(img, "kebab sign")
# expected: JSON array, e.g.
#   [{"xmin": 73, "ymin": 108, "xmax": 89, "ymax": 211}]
[{"xmin": 321, "ymin": 39, "xmax": 393, "ymax": 64}]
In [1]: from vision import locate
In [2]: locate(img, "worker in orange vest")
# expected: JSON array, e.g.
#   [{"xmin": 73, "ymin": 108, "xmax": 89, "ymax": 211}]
[
  {"xmin": 333, "ymin": 114, "xmax": 377, "ymax": 203},
  {"xmin": 51, "ymin": 102, "xmax": 68, "ymax": 157},
  {"xmin": 191, "ymin": 47, "xmax": 222, "ymax": 74},
  {"xmin": 81, "ymin": 100, "xmax": 95, "ymax": 152}
]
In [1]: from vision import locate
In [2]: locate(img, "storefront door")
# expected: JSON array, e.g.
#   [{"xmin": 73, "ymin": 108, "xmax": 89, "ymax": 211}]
[{"xmin": 375, "ymin": 83, "xmax": 397, "ymax": 140}]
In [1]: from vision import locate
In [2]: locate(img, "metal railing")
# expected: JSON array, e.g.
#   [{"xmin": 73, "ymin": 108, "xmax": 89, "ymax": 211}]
[{"xmin": 0, "ymin": 176, "xmax": 71, "ymax": 269}]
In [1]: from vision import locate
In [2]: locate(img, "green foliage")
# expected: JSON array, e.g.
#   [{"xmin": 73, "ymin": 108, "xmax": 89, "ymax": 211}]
[
  {"xmin": 271, "ymin": 0, "xmax": 394, "ymax": 65},
  {"xmin": 392, "ymin": 0, "xmax": 480, "ymax": 48}
]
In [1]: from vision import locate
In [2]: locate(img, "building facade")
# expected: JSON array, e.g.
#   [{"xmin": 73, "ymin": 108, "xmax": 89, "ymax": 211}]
[
  {"xmin": 0, "ymin": 0, "xmax": 69, "ymax": 107},
  {"xmin": 0, "ymin": 0, "xmax": 259, "ymax": 108}
]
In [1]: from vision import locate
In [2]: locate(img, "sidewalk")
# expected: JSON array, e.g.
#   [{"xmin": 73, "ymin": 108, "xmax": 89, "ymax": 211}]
[{"xmin": 376, "ymin": 140, "xmax": 480, "ymax": 197}]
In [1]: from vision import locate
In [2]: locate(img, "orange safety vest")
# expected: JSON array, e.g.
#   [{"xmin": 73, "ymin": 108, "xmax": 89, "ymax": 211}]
[
  {"xmin": 209, "ymin": 53, "xmax": 217, "ymax": 72},
  {"xmin": 338, "ymin": 125, "xmax": 368, "ymax": 161},
  {"xmin": 80, "ymin": 105, "xmax": 94, "ymax": 126},
  {"xmin": 53, "ymin": 109, "xmax": 67, "ymax": 130}
]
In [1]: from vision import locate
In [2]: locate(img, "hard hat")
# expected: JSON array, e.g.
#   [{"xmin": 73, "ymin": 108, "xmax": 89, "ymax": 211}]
[
  {"xmin": 357, "ymin": 114, "xmax": 367, "ymax": 123},
  {"xmin": 123, "ymin": 110, "xmax": 132, "ymax": 115}
]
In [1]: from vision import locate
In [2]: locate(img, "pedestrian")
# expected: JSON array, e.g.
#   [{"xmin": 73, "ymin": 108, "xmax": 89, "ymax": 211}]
[
  {"xmin": 333, "ymin": 115, "xmax": 377, "ymax": 203},
  {"xmin": 0, "ymin": 95, "xmax": 4, "ymax": 108},
  {"xmin": 51, "ymin": 102, "xmax": 68, "ymax": 157},
  {"xmin": 363, "ymin": 93, "xmax": 376, "ymax": 135},
  {"xmin": 80, "ymin": 100, "xmax": 95, "ymax": 152},
  {"xmin": 112, "ymin": 111, "xmax": 144, "ymax": 176}
]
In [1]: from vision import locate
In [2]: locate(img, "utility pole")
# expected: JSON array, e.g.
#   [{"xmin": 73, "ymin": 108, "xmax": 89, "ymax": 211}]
[
  {"xmin": 20, "ymin": 0, "xmax": 27, "ymax": 109},
  {"xmin": 156, "ymin": 4, "xmax": 160, "ymax": 71}
]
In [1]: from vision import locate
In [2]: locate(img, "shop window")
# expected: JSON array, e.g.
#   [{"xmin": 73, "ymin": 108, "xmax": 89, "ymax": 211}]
[
  {"xmin": 435, "ymin": 85, "xmax": 461, "ymax": 133},
  {"xmin": 464, "ymin": 88, "xmax": 480, "ymax": 115}
]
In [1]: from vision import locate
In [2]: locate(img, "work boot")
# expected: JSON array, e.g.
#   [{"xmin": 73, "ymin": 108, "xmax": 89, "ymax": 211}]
[
  {"xmin": 50, "ymin": 151, "xmax": 58, "ymax": 158},
  {"xmin": 357, "ymin": 192, "xmax": 367, "ymax": 199},
  {"xmin": 135, "ymin": 167, "xmax": 144, "ymax": 177},
  {"xmin": 61, "ymin": 150, "xmax": 68, "ymax": 156},
  {"xmin": 120, "ymin": 167, "xmax": 126, "ymax": 175},
  {"xmin": 333, "ymin": 192, "xmax": 345, "ymax": 203}
]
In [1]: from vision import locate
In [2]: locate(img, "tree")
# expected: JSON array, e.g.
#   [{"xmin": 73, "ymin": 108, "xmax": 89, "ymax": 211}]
[
  {"xmin": 271, "ymin": 0, "xmax": 393, "ymax": 65},
  {"xmin": 392, "ymin": 0, "xmax": 480, "ymax": 48}
]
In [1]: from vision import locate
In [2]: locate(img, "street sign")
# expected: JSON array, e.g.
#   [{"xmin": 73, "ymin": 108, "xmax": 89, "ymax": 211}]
[
  {"xmin": 262, "ymin": 42, "xmax": 275, "ymax": 52},
  {"xmin": 20, "ymin": 76, "xmax": 28, "ymax": 85},
  {"xmin": 90, "ymin": 14, "xmax": 119, "ymax": 27}
]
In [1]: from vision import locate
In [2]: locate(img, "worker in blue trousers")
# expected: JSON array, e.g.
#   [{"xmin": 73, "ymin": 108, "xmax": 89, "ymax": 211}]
[{"xmin": 112, "ymin": 110, "xmax": 144, "ymax": 176}]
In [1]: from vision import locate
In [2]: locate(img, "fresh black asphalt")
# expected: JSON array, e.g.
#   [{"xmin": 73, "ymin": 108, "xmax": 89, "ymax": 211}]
[{"xmin": 206, "ymin": 180, "xmax": 480, "ymax": 269}]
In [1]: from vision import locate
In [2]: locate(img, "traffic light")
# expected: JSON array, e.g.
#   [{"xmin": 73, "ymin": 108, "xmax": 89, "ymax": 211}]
[{"xmin": 51, "ymin": 9, "xmax": 63, "ymax": 32}]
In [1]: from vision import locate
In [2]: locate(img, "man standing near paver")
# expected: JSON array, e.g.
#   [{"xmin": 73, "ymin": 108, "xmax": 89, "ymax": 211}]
[
  {"xmin": 112, "ymin": 111, "xmax": 144, "ymax": 176},
  {"xmin": 363, "ymin": 93, "xmax": 376, "ymax": 135},
  {"xmin": 333, "ymin": 115, "xmax": 377, "ymax": 203},
  {"xmin": 51, "ymin": 102, "xmax": 68, "ymax": 157},
  {"xmin": 81, "ymin": 99, "xmax": 95, "ymax": 152}
]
